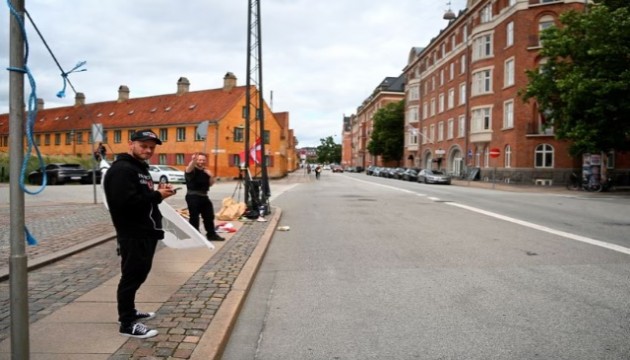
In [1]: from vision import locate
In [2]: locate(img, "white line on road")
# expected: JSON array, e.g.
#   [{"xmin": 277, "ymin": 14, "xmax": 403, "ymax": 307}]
[
  {"xmin": 348, "ymin": 176, "xmax": 630, "ymax": 256},
  {"xmin": 447, "ymin": 202, "xmax": 630, "ymax": 256},
  {"xmin": 428, "ymin": 197, "xmax": 440, "ymax": 201}
]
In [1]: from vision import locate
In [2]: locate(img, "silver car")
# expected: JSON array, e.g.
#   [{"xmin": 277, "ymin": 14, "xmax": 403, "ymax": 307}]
[{"xmin": 418, "ymin": 169, "xmax": 451, "ymax": 185}]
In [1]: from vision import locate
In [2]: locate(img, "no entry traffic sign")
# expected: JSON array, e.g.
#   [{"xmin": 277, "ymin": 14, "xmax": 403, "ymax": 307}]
[{"xmin": 489, "ymin": 148, "xmax": 501, "ymax": 158}]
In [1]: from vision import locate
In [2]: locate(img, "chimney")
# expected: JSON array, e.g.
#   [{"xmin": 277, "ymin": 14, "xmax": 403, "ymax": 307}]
[
  {"xmin": 75, "ymin": 92, "xmax": 86, "ymax": 106},
  {"xmin": 118, "ymin": 85, "xmax": 130, "ymax": 102},
  {"xmin": 177, "ymin": 77, "xmax": 190, "ymax": 95},
  {"xmin": 37, "ymin": 98, "xmax": 44, "ymax": 110},
  {"xmin": 223, "ymin": 72, "xmax": 237, "ymax": 92}
]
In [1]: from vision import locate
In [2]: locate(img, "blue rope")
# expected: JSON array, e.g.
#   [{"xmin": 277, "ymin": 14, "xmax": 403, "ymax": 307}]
[
  {"xmin": 6, "ymin": 0, "xmax": 45, "ymax": 245},
  {"xmin": 56, "ymin": 60, "xmax": 86, "ymax": 98}
]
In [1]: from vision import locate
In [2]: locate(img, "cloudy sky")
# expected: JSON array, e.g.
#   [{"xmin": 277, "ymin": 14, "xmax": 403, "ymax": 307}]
[{"xmin": 1, "ymin": 0, "xmax": 467, "ymax": 147}]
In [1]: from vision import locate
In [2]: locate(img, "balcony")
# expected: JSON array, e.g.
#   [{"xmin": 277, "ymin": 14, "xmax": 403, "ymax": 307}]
[{"xmin": 469, "ymin": 131, "xmax": 492, "ymax": 143}]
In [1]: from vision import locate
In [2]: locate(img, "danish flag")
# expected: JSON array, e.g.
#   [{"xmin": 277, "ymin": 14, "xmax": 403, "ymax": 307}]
[{"xmin": 240, "ymin": 137, "xmax": 262, "ymax": 165}]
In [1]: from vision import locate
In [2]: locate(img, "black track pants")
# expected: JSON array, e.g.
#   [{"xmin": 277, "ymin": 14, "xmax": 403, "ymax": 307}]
[{"xmin": 117, "ymin": 236, "xmax": 158, "ymax": 324}]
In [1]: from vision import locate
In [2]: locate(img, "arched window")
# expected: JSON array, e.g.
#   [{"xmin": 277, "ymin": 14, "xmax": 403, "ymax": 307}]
[
  {"xmin": 535, "ymin": 144, "xmax": 554, "ymax": 168},
  {"xmin": 538, "ymin": 15, "xmax": 555, "ymax": 46},
  {"xmin": 504, "ymin": 145, "xmax": 512, "ymax": 168}
]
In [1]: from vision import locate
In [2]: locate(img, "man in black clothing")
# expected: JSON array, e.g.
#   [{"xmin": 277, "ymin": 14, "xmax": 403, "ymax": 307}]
[
  {"xmin": 185, "ymin": 153, "xmax": 224, "ymax": 241},
  {"xmin": 103, "ymin": 129, "xmax": 176, "ymax": 339}
]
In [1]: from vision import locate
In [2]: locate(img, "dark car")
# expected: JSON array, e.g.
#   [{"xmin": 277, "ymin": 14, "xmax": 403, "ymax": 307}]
[
  {"xmin": 28, "ymin": 163, "xmax": 89, "ymax": 185},
  {"xmin": 365, "ymin": 165, "xmax": 376, "ymax": 176},
  {"xmin": 355, "ymin": 166, "xmax": 364, "ymax": 173},
  {"xmin": 417, "ymin": 169, "xmax": 452, "ymax": 185},
  {"xmin": 391, "ymin": 167, "xmax": 407, "ymax": 180},
  {"xmin": 401, "ymin": 168, "xmax": 420, "ymax": 181}
]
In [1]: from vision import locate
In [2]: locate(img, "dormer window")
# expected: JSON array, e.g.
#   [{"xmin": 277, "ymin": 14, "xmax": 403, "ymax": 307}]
[
  {"xmin": 128, "ymin": 110, "xmax": 135, "ymax": 115},
  {"xmin": 109, "ymin": 112, "xmax": 115, "ymax": 116},
  {"xmin": 150, "ymin": 107, "xmax": 157, "ymax": 113},
  {"xmin": 189, "ymin": 104, "xmax": 197, "ymax": 110},
  {"xmin": 165, "ymin": 106, "xmax": 172, "ymax": 112}
]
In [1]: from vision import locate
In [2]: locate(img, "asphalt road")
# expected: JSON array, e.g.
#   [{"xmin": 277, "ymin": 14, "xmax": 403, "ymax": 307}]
[{"xmin": 223, "ymin": 171, "xmax": 630, "ymax": 360}]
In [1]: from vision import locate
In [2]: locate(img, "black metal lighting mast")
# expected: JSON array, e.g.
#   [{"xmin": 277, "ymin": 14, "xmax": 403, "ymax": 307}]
[{"xmin": 245, "ymin": 0, "xmax": 270, "ymax": 209}]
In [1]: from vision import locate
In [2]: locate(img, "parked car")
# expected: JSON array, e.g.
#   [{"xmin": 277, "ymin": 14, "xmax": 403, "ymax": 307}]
[
  {"xmin": 148, "ymin": 165, "xmax": 186, "ymax": 184},
  {"xmin": 81, "ymin": 168, "xmax": 103, "ymax": 184},
  {"xmin": 417, "ymin": 169, "xmax": 452, "ymax": 185},
  {"xmin": 365, "ymin": 165, "xmax": 376, "ymax": 176},
  {"xmin": 27, "ymin": 163, "xmax": 89, "ymax": 185},
  {"xmin": 391, "ymin": 167, "xmax": 407, "ymax": 180},
  {"xmin": 355, "ymin": 166, "xmax": 364, "ymax": 173},
  {"xmin": 331, "ymin": 165, "xmax": 344, "ymax": 173},
  {"xmin": 401, "ymin": 168, "xmax": 420, "ymax": 182}
]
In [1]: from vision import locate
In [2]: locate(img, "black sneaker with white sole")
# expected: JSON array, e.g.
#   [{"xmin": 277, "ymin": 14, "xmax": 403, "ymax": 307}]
[
  {"xmin": 134, "ymin": 310, "xmax": 156, "ymax": 321},
  {"xmin": 119, "ymin": 322, "xmax": 158, "ymax": 339}
]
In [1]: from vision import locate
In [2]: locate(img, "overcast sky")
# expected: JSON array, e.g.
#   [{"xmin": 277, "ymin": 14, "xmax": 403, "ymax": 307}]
[{"xmin": 1, "ymin": 0, "xmax": 467, "ymax": 147}]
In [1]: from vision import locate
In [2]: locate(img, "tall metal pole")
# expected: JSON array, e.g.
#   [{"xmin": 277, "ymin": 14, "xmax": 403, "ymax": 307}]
[
  {"xmin": 244, "ymin": 0, "xmax": 253, "ymax": 206},
  {"xmin": 256, "ymin": 0, "xmax": 270, "ymax": 199},
  {"xmin": 9, "ymin": 0, "xmax": 31, "ymax": 358}
]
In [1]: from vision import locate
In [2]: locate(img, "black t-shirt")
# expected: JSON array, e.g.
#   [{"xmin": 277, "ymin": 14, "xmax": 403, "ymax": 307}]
[{"xmin": 185, "ymin": 167, "xmax": 211, "ymax": 192}]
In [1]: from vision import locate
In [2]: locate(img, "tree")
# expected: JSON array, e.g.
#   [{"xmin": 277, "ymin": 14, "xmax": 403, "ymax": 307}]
[
  {"xmin": 316, "ymin": 136, "xmax": 341, "ymax": 164},
  {"xmin": 367, "ymin": 100, "xmax": 405, "ymax": 163},
  {"xmin": 520, "ymin": 1, "xmax": 630, "ymax": 155}
]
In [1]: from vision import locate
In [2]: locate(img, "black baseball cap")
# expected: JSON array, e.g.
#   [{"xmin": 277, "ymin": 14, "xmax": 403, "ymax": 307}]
[{"xmin": 131, "ymin": 129, "xmax": 162, "ymax": 144}]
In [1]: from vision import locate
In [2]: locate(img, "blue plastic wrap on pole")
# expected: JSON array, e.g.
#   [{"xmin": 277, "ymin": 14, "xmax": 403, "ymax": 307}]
[{"xmin": 24, "ymin": 226, "xmax": 37, "ymax": 246}]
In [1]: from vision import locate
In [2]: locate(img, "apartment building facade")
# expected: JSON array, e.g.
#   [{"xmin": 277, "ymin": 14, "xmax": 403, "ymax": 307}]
[{"xmin": 403, "ymin": 0, "xmax": 629, "ymax": 185}]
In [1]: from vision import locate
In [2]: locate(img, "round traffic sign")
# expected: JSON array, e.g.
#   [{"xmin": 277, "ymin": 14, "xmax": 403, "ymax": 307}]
[{"xmin": 489, "ymin": 148, "xmax": 501, "ymax": 158}]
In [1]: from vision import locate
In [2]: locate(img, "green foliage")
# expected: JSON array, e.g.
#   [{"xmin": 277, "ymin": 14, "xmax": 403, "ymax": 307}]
[
  {"xmin": 316, "ymin": 136, "xmax": 341, "ymax": 164},
  {"xmin": 367, "ymin": 100, "xmax": 405, "ymax": 163},
  {"xmin": 0, "ymin": 152, "xmax": 98, "ymax": 183},
  {"xmin": 520, "ymin": 3, "xmax": 630, "ymax": 155}
]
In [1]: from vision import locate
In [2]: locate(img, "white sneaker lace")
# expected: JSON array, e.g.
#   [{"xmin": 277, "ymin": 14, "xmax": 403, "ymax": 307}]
[{"xmin": 132, "ymin": 323, "xmax": 149, "ymax": 335}]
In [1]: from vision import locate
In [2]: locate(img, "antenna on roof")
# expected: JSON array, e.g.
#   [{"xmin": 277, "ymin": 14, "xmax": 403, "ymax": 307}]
[{"xmin": 443, "ymin": 1, "xmax": 456, "ymax": 20}]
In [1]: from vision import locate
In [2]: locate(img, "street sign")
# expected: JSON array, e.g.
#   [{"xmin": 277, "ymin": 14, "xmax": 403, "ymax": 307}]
[{"xmin": 489, "ymin": 148, "xmax": 501, "ymax": 158}]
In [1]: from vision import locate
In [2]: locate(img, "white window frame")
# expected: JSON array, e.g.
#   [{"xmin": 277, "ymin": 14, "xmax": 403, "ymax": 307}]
[
  {"xmin": 430, "ymin": 124, "xmax": 436, "ymax": 144},
  {"xmin": 447, "ymin": 118, "xmax": 454, "ymax": 139},
  {"xmin": 503, "ymin": 100, "xmax": 514, "ymax": 129},
  {"xmin": 473, "ymin": 34, "xmax": 493, "ymax": 61},
  {"xmin": 430, "ymin": 98, "xmax": 436, "ymax": 116},
  {"xmin": 504, "ymin": 145, "xmax": 512, "ymax": 168},
  {"xmin": 407, "ymin": 106, "xmax": 420, "ymax": 123},
  {"xmin": 480, "ymin": 4, "xmax": 492, "ymax": 23},
  {"xmin": 504, "ymin": 58, "xmax": 515, "ymax": 87},
  {"xmin": 535, "ymin": 144, "xmax": 554, "ymax": 168},
  {"xmin": 408, "ymin": 86, "xmax": 420, "ymax": 101},
  {"xmin": 506, "ymin": 21, "xmax": 514, "ymax": 47},
  {"xmin": 439, "ymin": 93, "xmax": 445, "ymax": 113},
  {"xmin": 472, "ymin": 107, "xmax": 492, "ymax": 133},
  {"xmin": 422, "ymin": 126, "xmax": 428, "ymax": 144},
  {"xmin": 423, "ymin": 102, "xmax": 428, "ymax": 120},
  {"xmin": 458, "ymin": 115, "xmax": 465, "ymax": 138},
  {"xmin": 472, "ymin": 69, "xmax": 493, "ymax": 95},
  {"xmin": 438, "ymin": 121, "xmax": 444, "ymax": 141},
  {"xmin": 448, "ymin": 88, "xmax": 455, "ymax": 109},
  {"xmin": 450, "ymin": 63, "xmax": 455, "ymax": 81},
  {"xmin": 460, "ymin": 54, "xmax": 466, "ymax": 74},
  {"xmin": 459, "ymin": 83, "xmax": 466, "ymax": 105}
]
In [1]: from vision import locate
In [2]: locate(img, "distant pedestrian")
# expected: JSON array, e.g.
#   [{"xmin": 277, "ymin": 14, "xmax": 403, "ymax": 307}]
[
  {"xmin": 315, "ymin": 165, "xmax": 321, "ymax": 180},
  {"xmin": 103, "ymin": 129, "xmax": 176, "ymax": 339},
  {"xmin": 185, "ymin": 152, "xmax": 224, "ymax": 241},
  {"xmin": 95, "ymin": 142, "xmax": 107, "ymax": 161}
]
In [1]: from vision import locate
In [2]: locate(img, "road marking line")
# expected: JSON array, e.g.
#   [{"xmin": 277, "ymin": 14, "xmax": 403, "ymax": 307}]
[
  {"xmin": 446, "ymin": 202, "xmax": 630, "ymax": 256},
  {"xmin": 428, "ymin": 197, "xmax": 440, "ymax": 201}
]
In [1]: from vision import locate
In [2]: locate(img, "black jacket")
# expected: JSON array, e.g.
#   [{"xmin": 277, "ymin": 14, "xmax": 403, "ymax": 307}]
[{"xmin": 103, "ymin": 154, "xmax": 164, "ymax": 240}]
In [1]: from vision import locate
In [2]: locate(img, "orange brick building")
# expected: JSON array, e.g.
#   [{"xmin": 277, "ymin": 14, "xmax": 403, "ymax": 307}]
[{"xmin": 0, "ymin": 73, "xmax": 298, "ymax": 179}]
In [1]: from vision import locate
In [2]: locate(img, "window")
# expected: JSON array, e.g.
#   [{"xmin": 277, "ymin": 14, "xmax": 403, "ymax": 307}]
[
  {"xmin": 65, "ymin": 132, "xmax": 72, "ymax": 145},
  {"xmin": 102, "ymin": 130, "xmax": 109, "ymax": 144},
  {"xmin": 441, "ymin": 43, "xmax": 446, "ymax": 58},
  {"xmin": 231, "ymin": 154, "xmax": 242, "ymax": 167},
  {"xmin": 459, "ymin": 83, "xmax": 466, "ymax": 105},
  {"xmin": 535, "ymin": 144, "xmax": 554, "ymax": 168},
  {"xmin": 458, "ymin": 115, "xmax": 465, "ymax": 138},
  {"xmin": 460, "ymin": 54, "xmax": 466, "ymax": 74},
  {"xmin": 506, "ymin": 21, "xmax": 514, "ymax": 47},
  {"xmin": 76, "ymin": 132, "xmax": 83, "ymax": 145},
  {"xmin": 176, "ymin": 127, "xmax": 186, "ymax": 142},
  {"xmin": 114, "ymin": 130, "xmax": 122, "ymax": 144},
  {"xmin": 407, "ymin": 106, "xmax": 419, "ymax": 123},
  {"xmin": 472, "ymin": 107, "xmax": 492, "ymax": 132},
  {"xmin": 449, "ymin": 63, "xmax": 455, "ymax": 81},
  {"xmin": 439, "ymin": 93, "xmax": 445, "ymax": 113},
  {"xmin": 195, "ymin": 129, "xmax": 204, "ymax": 141},
  {"xmin": 263, "ymin": 130, "xmax": 270, "ymax": 144},
  {"xmin": 484, "ymin": 147, "xmax": 490, "ymax": 168},
  {"xmin": 158, "ymin": 154, "xmax": 167, "ymax": 165},
  {"xmin": 480, "ymin": 4, "xmax": 492, "ymax": 23},
  {"xmin": 233, "ymin": 127, "xmax": 244, "ymax": 142},
  {"xmin": 176, "ymin": 153, "xmax": 185, "ymax": 165},
  {"xmin": 54, "ymin": 133, "xmax": 61, "ymax": 145},
  {"xmin": 538, "ymin": 16, "xmax": 555, "ymax": 46},
  {"xmin": 447, "ymin": 118, "xmax": 454, "ymax": 139},
  {"xmin": 422, "ymin": 102, "xmax": 428, "ymax": 120},
  {"xmin": 473, "ymin": 34, "xmax": 493, "ymax": 60},
  {"xmin": 503, "ymin": 100, "xmax": 514, "ymax": 129},
  {"xmin": 606, "ymin": 150, "xmax": 615, "ymax": 169},
  {"xmin": 128, "ymin": 130, "xmax": 135, "ymax": 141},
  {"xmin": 430, "ymin": 124, "xmax": 436, "ymax": 144},
  {"xmin": 88, "ymin": 131, "xmax": 93, "ymax": 144},
  {"xmin": 472, "ymin": 69, "xmax": 493, "ymax": 95},
  {"xmin": 504, "ymin": 58, "xmax": 515, "ymax": 87},
  {"xmin": 44, "ymin": 133, "xmax": 50, "ymax": 146},
  {"xmin": 408, "ymin": 86, "xmax": 420, "ymax": 101},
  {"xmin": 509, "ymin": 0, "xmax": 516, "ymax": 6},
  {"xmin": 448, "ymin": 88, "xmax": 455, "ymax": 109},
  {"xmin": 430, "ymin": 98, "xmax": 436, "ymax": 116},
  {"xmin": 505, "ymin": 145, "xmax": 512, "ymax": 168},
  {"xmin": 438, "ymin": 121, "xmax": 444, "ymax": 141},
  {"xmin": 422, "ymin": 126, "xmax": 428, "ymax": 144},
  {"xmin": 35, "ymin": 134, "xmax": 41, "ymax": 146},
  {"xmin": 440, "ymin": 69, "xmax": 444, "ymax": 86},
  {"xmin": 159, "ymin": 128, "xmax": 168, "ymax": 142}
]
